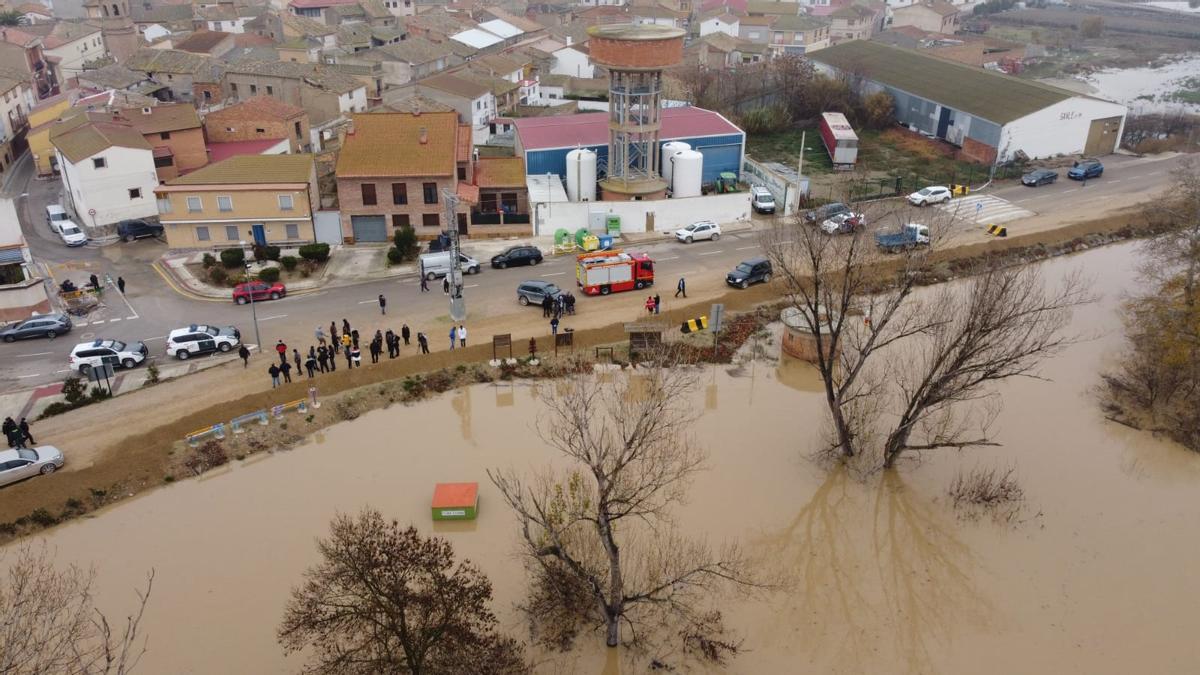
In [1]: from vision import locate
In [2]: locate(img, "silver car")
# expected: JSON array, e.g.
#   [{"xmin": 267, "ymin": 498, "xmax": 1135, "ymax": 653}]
[
  {"xmin": 0, "ymin": 313, "xmax": 72, "ymax": 342},
  {"xmin": 0, "ymin": 446, "xmax": 64, "ymax": 487}
]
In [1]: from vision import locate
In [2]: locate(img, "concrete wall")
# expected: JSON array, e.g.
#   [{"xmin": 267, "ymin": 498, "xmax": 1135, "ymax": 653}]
[
  {"xmin": 999, "ymin": 96, "xmax": 1127, "ymax": 161},
  {"xmin": 204, "ymin": 113, "xmax": 311, "ymax": 152},
  {"xmin": 531, "ymin": 191, "xmax": 751, "ymax": 236},
  {"xmin": 0, "ymin": 277, "xmax": 51, "ymax": 321}
]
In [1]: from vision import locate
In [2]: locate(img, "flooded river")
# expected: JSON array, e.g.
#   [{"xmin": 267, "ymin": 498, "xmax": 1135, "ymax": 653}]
[{"xmin": 11, "ymin": 241, "xmax": 1200, "ymax": 673}]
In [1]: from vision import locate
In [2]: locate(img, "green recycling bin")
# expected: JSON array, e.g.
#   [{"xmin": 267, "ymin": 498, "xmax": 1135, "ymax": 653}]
[{"xmin": 606, "ymin": 215, "xmax": 621, "ymax": 235}]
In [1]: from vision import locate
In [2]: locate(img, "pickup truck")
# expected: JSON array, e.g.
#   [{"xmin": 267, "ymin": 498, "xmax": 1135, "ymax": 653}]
[{"xmin": 875, "ymin": 223, "xmax": 929, "ymax": 252}]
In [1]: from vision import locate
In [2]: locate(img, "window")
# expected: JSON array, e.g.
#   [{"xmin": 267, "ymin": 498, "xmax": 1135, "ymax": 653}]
[
  {"xmin": 249, "ymin": 84, "xmax": 257, "ymax": 95},
  {"xmin": 294, "ymin": 121, "xmax": 302, "ymax": 139},
  {"xmin": 285, "ymin": 223, "xmax": 299, "ymax": 239},
  {"xmin": 391, "ymin": 182, "xmax": 407, "ymax": 205},
  {"xmin": 186, "ymin": 196, "xmax": 202, "ymax": 212},
  {"xmin": 226, "ymin": 126, "xmax": 235, "ymax": 132},
  {"xmin": 278, "ymin": 194, "xmax": 294, "ymax": 211},
  {"xmin": 255, "ymin": 127, "xmax": 265, "ymax": 134},
  {"xmin": 457, "ymin": 167, "xmax": 466, "ymax": 181},
  {"xmin": 196, "ymin": 226, "xmax": 210, "ymax": 241},
  {"xmin": 266, "ymin": 86, "xmax": 273, "ymax": 96},
  {"xmin": 230, "ymin": 83, "xmax": 238, "ymax": 95},
  {"xmin": 422, "ymin": 182, "xmax": 437, "ymax": 204},
  {"xmin": 422, "ymin": 213, "xmax": 438, "ymax": 227},
  {"xmin": 392, "ymin": 214, "xmax": 409, "ymax": 228},
  {"xmin": 160, "ymin": 131, "xmax": 170, "ymax": 140},
  {"xmin": 361, "ymin": 183, "xmax": 377, "ymax": 205},
  {"xmin": 128, "ymin": 188, "xmax": 142, "ymax": 200},
  {"xmin": 225, "ymin": 225, "xmax": 239, "ymax": 240},
  {"xmin": 204, "ymin": 90, "xmax": 212, "ymax": 100},
  {"xmin": 157, "ymin": 196, "xmax": 172, "ymax": 213},
  {"xmin": 217, "ymin": 196, "xmax": 233, "ymax": 212},
  {"xmin": 154, "ymin": 154, "xmax": 174, "ymax": 168},
  {"xmin": 92, "ymin": 157, "xmax": 106, "ymax": 169}
]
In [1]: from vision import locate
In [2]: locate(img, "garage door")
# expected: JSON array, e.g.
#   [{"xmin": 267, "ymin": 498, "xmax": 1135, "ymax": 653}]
[
  {"xmin": 1084, "ymin": 116, "xmax": 1122, "ymax": 156},
  {"xmin": 350, "ymin": 215, "xmax": 388, "ymax": 242}
]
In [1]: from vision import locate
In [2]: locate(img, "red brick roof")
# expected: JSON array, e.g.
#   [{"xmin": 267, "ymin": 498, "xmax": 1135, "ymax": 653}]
[
  {"xmin": 336, "ymin": 111, "xmax": 459, "ymax": 178},
  {"xmin": 205, "ymin": 96, "xmax": 306, "ymax": 124},
  {"xmin": 456, "ymin": 124, "xmax": 471, "ymax": 163},
  {"xmin": 206, "ymin": 138, "xmax": 288, "ymax": 163},
  {"xmin": 473, "ymin": 156, "xmax": 525, "ymax": 188}
]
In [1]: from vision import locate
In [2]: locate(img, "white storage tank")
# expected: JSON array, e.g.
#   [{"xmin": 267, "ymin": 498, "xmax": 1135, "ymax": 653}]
[
  {"xmin": 565, "ymin": 148, "xmax": 597, "ymax": 202},
  {"xmin": 671, "ymin": 149, "xmax": 703, "ymax": 198},
  {"xmin": 660, "ymin": 141, "xmax": 690, "ymax": 184}
]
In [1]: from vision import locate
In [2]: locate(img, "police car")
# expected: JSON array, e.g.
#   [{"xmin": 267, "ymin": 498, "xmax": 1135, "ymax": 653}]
[
  {"xmin": 166, "ymin": 324, "xmax": 241, "ymax": 360},
  {"xmin": 68, "ymin": 339, "xmax": 148, "ymax": 374}
]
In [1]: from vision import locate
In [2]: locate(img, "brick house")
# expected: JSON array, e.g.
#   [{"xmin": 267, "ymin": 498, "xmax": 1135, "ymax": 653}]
[
  {"xmin": 115, "ymin": 103, "xmax": 207, "ymax": 181},
  {"xmin": 829, "ymin": 4, "xmax": 883, "ymax": 42},
  {"xmin": 471, "ymin": 156, "xmax": 529, "ymax": 236},
  {"xmin": 203, "ymin": 96, "xmax": 312, "ymax": 153},
  {"xmin": 890, "ymin": 0, "xmax": 959, "ymax": 35},
  {"xmin": 221, "ymin": 60, "xmax": 368, "ymax": 125}
]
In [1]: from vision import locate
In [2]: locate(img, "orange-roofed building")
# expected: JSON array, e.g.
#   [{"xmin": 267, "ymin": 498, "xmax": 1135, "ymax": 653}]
[{"xmin": 203, "ymin": 96, "xmax": 311, "ymax": 153}]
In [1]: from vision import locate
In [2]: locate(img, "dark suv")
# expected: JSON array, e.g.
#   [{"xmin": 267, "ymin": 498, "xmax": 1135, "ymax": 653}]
[
  {"xmin": 117, "ymin": 219, "xmax": 164, "ymax": 242},
  {"xmin": 492, "ymin": 246, "xmax": 543, "ymax": 269},
  {"xmin": 1067, "ymin": 158, "xmax": 1103, "ymax": 180},
  {"xmin": 804, "ymin": 202, "xmax": 850, "ymax": 224},
  {"xmin": 726, "ymin": 257, "xmax": 772, "ymax": 289}
]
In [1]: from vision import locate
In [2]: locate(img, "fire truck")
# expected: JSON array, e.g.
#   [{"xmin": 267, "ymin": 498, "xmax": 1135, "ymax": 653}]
[{"xmin": 576, "ymin": 250, "xmax": 655, "ymax": 295}]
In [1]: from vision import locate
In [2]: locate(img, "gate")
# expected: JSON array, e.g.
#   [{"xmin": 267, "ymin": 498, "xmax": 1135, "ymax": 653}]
[{"xmin": 350, "ymin": 215, "xmax": 388, "ymax": 243}]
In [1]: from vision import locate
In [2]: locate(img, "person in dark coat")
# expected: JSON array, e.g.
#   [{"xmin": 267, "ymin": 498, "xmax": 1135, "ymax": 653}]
[
  {"xmin": 550, "ymin": 316, "xmax": 559, "ymax": 336},
  {"xmin": 342, "ymin": 318, "xmax": 351, "ymax": 336},
  {"xmin": 327, "ymin": 343, "xmax": 336, "ymax": 372},
  {"xmin": 542, "ymin": 295, "xmax": 552, "ymax": 318},
  {"xmin": 369, "ymin": 337, "xmax": 381, "ymax": 364},
  {"xmin": 18, "ymin": 418, "xmax": 33, "ymax": 445},
  {"xmin": 292, "ymin": 348, "xmax": 302, "ymax": 375},
  {"xmin": 420, "ymin": 275, "xmax": 429, "ymax": 292},
  {"xmin": 317, "ymin": 345, "xmax": 329, "ymax": 372},
  {"xmin": 3, "ymin": 417, "xmax": 18, "ymax": 448},
  {"xmin": 351, "ymin": 329, "xmax": 360, "ymax": 349},
  {"xmin": 385, "ymin": 330, "xmax": 396, "ymax": 358},
  {"xmin": 268, "ymin": 364, "xmax": 280, "ymax": 388},
  {"xmin": 401, "ymin": 324, "xmax": 411, "ymax": 345},
  {"xmin": 418, "ymin": 332, "xmax": 430, "ymax": 354},
  {"xmin": 238, "ymin": 344, "xmax": 250, "ymax": 367},
  {"xmin": 330, "ymin": 321, "xmax": 339, "ymax": 346},
  {"xmin": 89, "ymin": 273, "xmax": 100, "ymax": 291},
  {"xmin": 675, "ymin": 276, "xmax": 686, "ymax": 298},
  {"xmin": 117, "ymin": 277, "xmax": 126, "ymax": 294},
  {"xmin": 280, "ymin": 360, "xmax": 292, "ymax": 383},
  {"xmin": 304, "ymin": 355, "xmax": 317, "ymax": 378},
  {"xmin": 654, "ymin": 294, "xmax": 661, "ymax": 314},
  {"xmin": 378, "ymin": 294, "xmax": 387, "ymax": 315}
]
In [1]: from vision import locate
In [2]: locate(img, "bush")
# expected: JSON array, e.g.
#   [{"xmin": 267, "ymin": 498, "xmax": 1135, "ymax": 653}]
[
  {"xmin": 738, "ymin": 105, "xmax": 791, "ymax": 135},
  {"xmin": 253, "ymin": 244, "xmax": 281, "ymax": 262},
  {"xmin": 221, "ymin": 247, "xmax": 245, "ymax": 269},
  {"xmin": 144, "ymin": 363, "xmax": 160, "ymax": 385},
  {"xmin": 280, "ymin": 255, "xmax": 299, "ymax": 272},
  {"xmin": 61, "ymin": 376, "xmax": 86, "ymax": 405},
  {"xmin": 299, "ymin": 242, "xmax": 331, "ymax": 263},
  {"xmin": 258, "ymin": 266, "xmax": 281, "ymax": 283},
  {"xmin": 207, "ymin": 266, "xmax": 228, "ymax": 286},
  {"xmin": 39, "ymin": 401, "xmax": 77, "ymax": 419},
  {"xmin": 89, "ymin": 386, "xmax": 111, "ymax": 402},
  {"xmin": 393, "ymin": 226, "xmax": 418, "ymax": 261},
  {"xmin": 386, "ymin": 247, "xmax": 404, "ymax": 265},
  {"xmin": 1079, "ymin": 15, "xmax": 1104, "ymax": 38},
  {"xmin": 202, "ymin": 253, "xmax": 217, "ymax": 268}
]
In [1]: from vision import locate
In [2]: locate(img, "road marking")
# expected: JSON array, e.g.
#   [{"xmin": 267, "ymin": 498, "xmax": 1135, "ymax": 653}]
[
  {"xmin": 143, "ymin": 336, "xmax": 167, "ymax": 342},
  {"xmin": 698, "ymin": 250, "xmax": 724, "ymax": 256},
  {"xmin": 14, "ymin": 351, "xmax": 53, "ymax": 357},
  {"xmin": 259, "ymin": 315, "xmax": 287, "ymax": 322},
  {"xmin": 736, "ymin": 245, "xmax": 758, "ymax": 250},
  {"xmin": 541, "ymin": 272, "xmax": 565, "ymax": 276},
  {"xmin": 777, "ymin": 240, "xmax": 793, "ymax": 245},
  {"xmin": 126, "ymin": 316, "xmax": 137, "ymax": 320},
  {"xmin": 658, "ymin": 256, "xmax": 679, "ymax": 261},
  {"xmin": 357, "ymin": 299, "xmax": 376, "ymax": 304},
  {"xmin": 17, "ymin": 373, "xmax": 41, "ymax": 379},
  {"xmin": 465, "ymin": 284, "xmax": 479, "ymax": 288},
  {"xmin": 55, "ymin": 369, "xmax": 70, "ymax": 373},
  {"xmin": 1108, "ymin": 179, "xmax": 1123, "ymax": 184},
  {"xmin": 108, "ymin": 317, "xmax": 121, "ymax": 322}
]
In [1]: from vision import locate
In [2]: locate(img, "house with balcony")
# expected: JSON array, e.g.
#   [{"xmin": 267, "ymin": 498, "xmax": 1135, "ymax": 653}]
[
  {"xmin": 50, "ymin": 118, "xmax": 158, "ymax": 232},
  {"xmin": 0, "ymin": 28, "xmax": 58, "ymax": 101},
  {"xmin": 829, "ymin": 3, "xmax": 884, "ymax": 42},
  {"xmin": 767, "ymin": 14, "xmax": 830, "ymax": 54},
  {"xmin": 155, "ymin": 154, "xmax": 318, "ymax": 249},
  {"xmin": 204, "ymin": 96, "xmax": 312, "ymax": 153},
  {"xmin": 27, "ymin": 92, "xmax": 72, "ymax": 176},
  {"xmin": 0, "ymin": 75, "xmax": 31, "ymax": 180},
  {"xmin": 25, "ymin": 21, "xmax": 107, "ymax": 80}
]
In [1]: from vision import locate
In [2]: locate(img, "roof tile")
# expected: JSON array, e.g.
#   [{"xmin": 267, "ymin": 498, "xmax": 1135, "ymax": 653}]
[
  {"xmin": 336, "ymin": 111, "xmax": 459, "ymax": 177},
  {"xmin": 167, "ymin": 153, "xmax": 314, "ymax": 185}
]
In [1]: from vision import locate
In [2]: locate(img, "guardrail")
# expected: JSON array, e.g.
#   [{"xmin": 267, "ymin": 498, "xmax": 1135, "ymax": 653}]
[{"xmin": 184, "ymin": 387, "xmax": 321, "ymax": 446}]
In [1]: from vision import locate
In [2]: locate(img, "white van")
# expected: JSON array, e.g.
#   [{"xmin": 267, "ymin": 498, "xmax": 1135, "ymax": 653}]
[
  {"xmin": 419, "ymin": 251, "xmax": 481, "ymax": 280},
  {"xmin": 46, "ymin": 204, "xmax": 70, "ymax": 228},
  {"xmin": 750, "ymin": 186, "xmax": 776, "ymax": 214}
]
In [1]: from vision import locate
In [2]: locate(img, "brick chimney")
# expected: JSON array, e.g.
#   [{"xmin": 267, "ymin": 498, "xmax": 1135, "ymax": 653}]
[{"xmin": 419, "ymin": 127, "xmax": 427, "ymax": 144}]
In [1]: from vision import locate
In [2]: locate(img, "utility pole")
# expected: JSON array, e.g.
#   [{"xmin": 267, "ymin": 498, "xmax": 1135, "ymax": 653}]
[
  {"xmin": 442, "ymin": 188, "xmax": 466, "ymax": 322},
  {"xmin": 240, "ymin": 241, "xmax": 263, "ymax": 353}
]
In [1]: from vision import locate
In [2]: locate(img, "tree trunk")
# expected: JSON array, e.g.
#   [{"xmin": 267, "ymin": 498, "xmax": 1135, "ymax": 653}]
[
  {"xmin": 605, "ymin": 612, "xmax": 620, "ymax": 648},
  {"xmin": 882, "ymin": 425, "xmax": 912, "ymax": 469}
]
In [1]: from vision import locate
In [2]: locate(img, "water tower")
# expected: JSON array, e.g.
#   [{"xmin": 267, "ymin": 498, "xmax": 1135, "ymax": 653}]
[{"xmin": 586, "ymin": 24, "xmax": 685, "ymax": 201}]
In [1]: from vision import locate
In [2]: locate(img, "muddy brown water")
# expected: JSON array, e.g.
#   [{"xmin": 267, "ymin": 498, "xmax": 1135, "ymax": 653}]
[{"xmin": 8, "ymin": 241, "xmax": 1200, "ymax": 674}]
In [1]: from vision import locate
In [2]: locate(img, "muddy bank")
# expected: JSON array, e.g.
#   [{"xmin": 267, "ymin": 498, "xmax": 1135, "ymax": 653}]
[{"xmin": 0, "ymin": 206, "xmax": 1165, "ymax": 535}]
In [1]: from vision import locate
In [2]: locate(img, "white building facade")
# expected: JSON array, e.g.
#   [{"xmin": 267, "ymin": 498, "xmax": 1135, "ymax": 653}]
[
  {"xmin": 44, "ymin": 27, "xmax": 108, "ymax": 78},
  {"xmin": 58, "ymin": 145, "xmax": 160, "ymax": 232}
]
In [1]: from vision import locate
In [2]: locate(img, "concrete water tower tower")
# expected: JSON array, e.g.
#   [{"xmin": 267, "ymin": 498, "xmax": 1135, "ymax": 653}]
[{"xmin": 586, "ymin": 24, "xmax": 685, "ymax": 201}]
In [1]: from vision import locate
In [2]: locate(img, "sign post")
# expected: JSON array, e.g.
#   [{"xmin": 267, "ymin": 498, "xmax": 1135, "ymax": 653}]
[
  {"xmin": 710, "ymin": 303, "xmax": 725, "ymax": 350},
  {"xmin": 87, "ymin": 362, "xmax": 115, "ymax": 396}
]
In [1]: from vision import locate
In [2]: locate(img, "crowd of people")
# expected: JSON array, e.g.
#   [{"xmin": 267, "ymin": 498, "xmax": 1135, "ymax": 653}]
[{"xmin": 3, "ymin": 416, "xmax": 34, "ymax": 449}]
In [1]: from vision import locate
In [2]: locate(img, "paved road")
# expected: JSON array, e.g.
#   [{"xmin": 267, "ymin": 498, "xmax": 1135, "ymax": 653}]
[{"xmin": 0, "ymin": 151, "xmax": 1182, "ymax": 390}]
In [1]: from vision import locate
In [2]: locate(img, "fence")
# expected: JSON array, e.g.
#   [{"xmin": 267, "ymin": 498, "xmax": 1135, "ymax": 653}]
[
  {"xmin": 184, "ymin": 388, "xmax": 320, "ymax": 446},
  {"xmin": 802, "ymin": 164, "xmax": 1027, "ymax": 207}
]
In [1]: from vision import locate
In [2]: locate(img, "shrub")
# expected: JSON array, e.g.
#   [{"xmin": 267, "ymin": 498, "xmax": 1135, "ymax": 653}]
[
  {"xmin": 738, "ymin": 105, "xmax": 791, "ymax": 135},
  {"xmin": 280, "ymin": 255, "xmax": 299, "ymax": 272},
  {"xmin": 144, "ymin": 363, "xmax": 160, "ymax": 385},
  {"xmin": 220, "ymin": 247, "xmax": 245, "ymax": 269},
  {"xmin": 254, "ymin": 244, "xmax": 281, "ymax": 262},
  {"xmin": 202, "ymin": 253, "xmax": 217, "ymax": 268},
  {"xmin": 386, "ymin": 247, "xmax": 404, "ymax": 265},
  {"xmin": 28, "ymin": 508, "xmax": 57, "ymax": 527},
  {"xmin": 88, "ymin": 386, "xmax": 111, "ymax": 402},
  {"xmin": 61, "ymin": 376, "xmax": 86, "ymax": 404},
  {"xmin": 299, "ymin": 242, "xmax": 331, "ymax": 263},
  {"xmin": 1079, "ymin": 15, "xmax": 1103, "ymax": 38},
  {"xmin": 38, "ymin": 401, "xmax": 76, "ymax": 419},
  {"xmin": 258, "ymin": 266, "xmax": 281, "ymax": 283},
  {"xmin": 207, "ymin": 266, "xmax": 228, "ymax": 286},
  {"xmin": 393, "ymin": 225, "xmax": 418, "ymax": 261}
]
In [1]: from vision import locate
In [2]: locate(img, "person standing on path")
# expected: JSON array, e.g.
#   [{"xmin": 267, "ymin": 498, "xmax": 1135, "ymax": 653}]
[
  {"xmin": 351, "ymin": 344, "xmax": 362, "ymax": 368},
  {"xmin": 292, "ymin": 348, "xmax": 302, "ymax": 375},
  {"xmin": 327, "ymin": 343, "xmax": 337, "ymax": 372},
  {"xmin": 458, "ymin": 325, "xmax": 467, "ymax": 348},
  {"xmin": 369, "ymin": 337, "xmax": 381, "ymax": 364},
  {"xmin": 351, "ymin": 329, "xmax": 360, "ymax": 349},
  {"xmin": 645, "ymin": 296, "xmax": 655, "ymax": 315},
  {"xmin": 304, "ymin": 354, "xmax": 317, "ymax": 379},
  {"xmin": 654, "ymin": 294, "xmax": 661, "ymax": 314},
  {"xmin": 448, "ymin": 326, "xmax": 457, "ymax": 351},
  {"xmin": 420, "ymin": 275, "xmax": 429, "ymax": 292},
  {"xmin": 276, "ymin": 340, "xmax": 287, "ymax": 365},
  {"xmin": 280, "ymin": 360, "xmax": 293, "ymax": 383},
  {"xmin": 385, "ymin": 329, "xmax": 396, "ymax": 358},
  {"xmin": 342, "ymin": 318, "xmax": 351, "ymax": 336},
  {"xmin": 542, "ymin": 296, "xmax": 552, "ymax": 318},
  {"xmin": 344, "ymin": 344, "xmax": 353, "ymax": 369},
  {"xmin": 89, "ymin": 273, "xmax": 101, "ymax": 292},
  {"xmin": 268, "ymin": 363, "xmax": 280, "ymax": 388},
  {"xmin": 18, "ymin": 418, "xmax": 33, "ymax": 445},
  {"xmin": 550, "ymin": 316, "xmax": 559, "ymax": 337},
  {"xmin": 315, "ymin": 326, "xmax": 326, "ymax": 346},
  {"xmin": 238, "ymin": 344, "xmax": 250, "ymax": 367},
  {"xmin": 418, "ymin": 332, "xmax": 429, "ymax": 354},
  {"xmin": 317, "ymin": 345, "xmax": 329, "ymax": 372},
  {"xmin": 117, "ymin": 276, "xmax": 126, "ymax": 294},
  {"xmin": 341, "ymin": 333, "xmax": 352, "ymax": 352},
  {"xmin": 378, "ymin": 294, "xmax": 387, "ymax": 315},
  {"xmin": 675, "ymin": 277, "xmax": 686, "ymax": 298},
  {"xmin": 402, "ymin": 324, "xmax": 411, "ymax": 346},
  {"xmin": 330, "ymin": 321, "xmax": 338, "ymax": 346}
]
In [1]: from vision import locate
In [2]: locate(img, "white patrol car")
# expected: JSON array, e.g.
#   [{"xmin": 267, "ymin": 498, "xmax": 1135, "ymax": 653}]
[
  {"xmin": 166, "ymin": 324, "xmax": 241, "ymax": 360},
  {"xmin": 68, "ymin": 339, "xmax": 148, "ymax": 374}
]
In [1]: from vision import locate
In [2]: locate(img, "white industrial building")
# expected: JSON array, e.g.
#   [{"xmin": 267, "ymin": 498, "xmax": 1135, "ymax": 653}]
[{"xmin": 810, "ymin": 41, "xmax": 1127, "ymax": 164}]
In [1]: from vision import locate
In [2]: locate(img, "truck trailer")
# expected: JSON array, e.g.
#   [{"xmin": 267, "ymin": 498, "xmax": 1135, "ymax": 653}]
[{"xmin": 819, "ymin": 112, "xmax": 859, "ymax": 170}]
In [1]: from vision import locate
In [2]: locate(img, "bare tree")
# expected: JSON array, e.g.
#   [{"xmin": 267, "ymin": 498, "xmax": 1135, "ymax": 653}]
[
  {"xmin": 278, "ymin": 508, "xmax": 525, "ymax": 675},
  {"xmin": 489, "ymin": 364, "xmax": 752, "ymax": 661},
  {"xmin": 0, "ymin": 543, "xmax": 153, "ymax": 675}
]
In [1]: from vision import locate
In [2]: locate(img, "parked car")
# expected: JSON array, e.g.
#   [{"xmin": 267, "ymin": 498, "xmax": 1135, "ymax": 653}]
[
  {"xmin": 232, "ymin": 281, "xmax": 286, "ymax": 304},
  {"xmin": 166, "ymin": 324, "xmax": 240, "ymax": 360},
  {"xmin": 419, "ymin": 251, "xmax": 480, "ymax": 279},
  {"xmin": 1021, "ymin": 168, "xmax": 1059, "ymax": 187},
  {"xmin": 116, "ymin": 219, "xmax": 164, "ymax": 242},
  {"xmin": 726, "ymin": 257, "xmax": 772, "ymax": 289},
  {"xmin": 907, "ymin": 186, "xmax": 952, "ymax": 206},
  {"xmin": 492, "ymin": 245, "xmax": 543, "ymax": 269},
  {"xmin": 1067, "ymin": 158, "xmax": 1103, "ymax": 180},
  {"xmin": 804, "ymin": 202, "xmax": 850, "ymax": 224},
  {"xmin": 0, "ymin": 313, "xmax": 72, "ymax": 342},
  {"xmin": 0, "ymin": 446, "xmax": 64, "ymax": 488},
  {"xmin": 750, "ymin": 186, "xmax": 776, "ymax": 214},
  {"xmin": 875, "ymin": 223, "xmax": 930, "ymax": 252},
  {"xmin": 820, "ymin": 212, "xmax": 864, "ymax": 235},
  {"xmin": 57, "ymin": 221, "xmax": 87, "ymax": 247},
  {"xmin": 45, "ymin": 204, "xmax": 69, "ymax": 228},
  {"xmin": 516, "ymin": 280, "xmax": 563, "ymax": 306},
  {"xmin": 68, "ymin": 339, "xmax": 148, "ymax": 373},
  {"xmin": 675, "ymin": 220, "xmax": 722, "ymax": 243}
]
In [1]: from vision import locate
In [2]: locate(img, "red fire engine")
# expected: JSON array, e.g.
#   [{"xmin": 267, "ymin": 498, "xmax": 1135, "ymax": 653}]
[{"xmin": 576, "ymin": 250, "xmax": 655, "ymax": 295}]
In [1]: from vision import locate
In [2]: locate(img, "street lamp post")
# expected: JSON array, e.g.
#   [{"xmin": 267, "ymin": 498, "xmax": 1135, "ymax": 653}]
[{"xmin": 240, "ymin": 240, "xmax": 262, "ymax": 353}]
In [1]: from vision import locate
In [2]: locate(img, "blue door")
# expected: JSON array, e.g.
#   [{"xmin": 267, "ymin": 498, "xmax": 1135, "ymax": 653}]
[{"xmin": 251, "ymin": 223, "xmax": 266, "ymax": 245}]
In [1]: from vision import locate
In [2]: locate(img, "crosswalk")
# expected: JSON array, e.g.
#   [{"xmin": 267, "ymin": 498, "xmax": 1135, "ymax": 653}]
[{"xmin": 937, "ymin": 194, "xmax": 1034, "ymax": 225}]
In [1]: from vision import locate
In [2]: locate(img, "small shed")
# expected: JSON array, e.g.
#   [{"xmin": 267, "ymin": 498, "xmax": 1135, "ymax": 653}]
[{"xmin": 431, "ymin": 482, "xmax": 479, "ymax": 520}]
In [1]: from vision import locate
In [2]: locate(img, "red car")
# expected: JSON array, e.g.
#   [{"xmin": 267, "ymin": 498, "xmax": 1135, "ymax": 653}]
[{"xmin": 232, "ymin": 281, "xmax": 286, "ymax": 304}]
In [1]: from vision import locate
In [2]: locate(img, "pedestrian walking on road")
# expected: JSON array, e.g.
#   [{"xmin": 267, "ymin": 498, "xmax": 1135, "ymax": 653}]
[
  {"xmin": 449, "ymin": 326, "xmax": 456, "ymax": 350},
  {"xmin": 401, "ymin": 323, "xmax": 411, "ymax": 345},
  {"xmin": 117, "ymin": 276, "xmax": 126, "ymax": 294},
  {"xmin": 550, "ymin": 316, "xmax": 559, "ymax": 337},
  {"xmin": 418, "ymin": 332, "xmax": 429, "ymax": 354},
  {"xmin": 304, "ymin": 355, "xmax": 317, "ymax": 379},
  {"xmin": 459, "ymin": 325, "xmax": 467, "ymax": 348},
  {"xmin": 654, "ymin": 294, "xmax": 661, "ymax": 314},
  {"xmin": 280, "ymin": 361, "xmax": 292, "ymax": 383},
  {"xmin": 18, "ymin": 418, "xmax": 33, "ymax": 445},
  {"xmin": 292, "ymin": 348, "xmax": 302, "ymax": 375},
  {"xmin": 378, "ymin": 294, "xmax": 387, "ymax": 315},
  {"xmin": 675, "ymin": 276, "xmax": 686, "ymax": 298},
  {"xmin": 89, "ymin": 273, "xmax": 100, "ymax": 292},
  {"xmin": 268, "ymin": 364, "xmax": 280, "ymax": 388},
  {"xmin": 317, "ymin": 345, "xmax": 329, "ymax": 372},
  {"xmin": 351, "ymin": 345, "xmax": 362, "ymax": 368},
  {"xmin": 329, "ymin": 321, "xmax": 338, "ymax": 346},
  {"xmin": 3, "ymin": 417, "xmax": 22, "ymax": 448},
  {"xmin": 645, "ymin": 296, "xmax": 655, "ymax": 315},
  {"xmin": 276, "ymin": 340, "xmax": 287, "ymax": 365},
  {"xmin": 238, "ymin": 344, "xmax": 250, "ymax": 367},
  {"xmin": 315, "ymin": 326, "xmax": 326, "ymax": 346},
  {"xmin": 420, "ymin": 275, "xmax": 429, "ymax": 292},
  {"xmin": 344, "ymin": 344, "xmax": 353, "ymax": 369},
  {"xmin": 443, "ymin": 277, "xmax": 450, "ymax": 295},
  {"xmin": 342, "ymin": 318, "xmax": 351, "ymax": 336}
]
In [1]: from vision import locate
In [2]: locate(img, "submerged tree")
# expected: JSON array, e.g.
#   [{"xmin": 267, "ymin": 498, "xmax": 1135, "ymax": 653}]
[
  {"xmin": 277, "ymin": 509, "xmax": 526, "ymax": 675},
  {"xmin": 489, "ymin": 364, "xmax": 753, "ymax": 661},
  {"xmin": 0, "ymin": 543, "xmax": 153, "ymax": 675}
]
